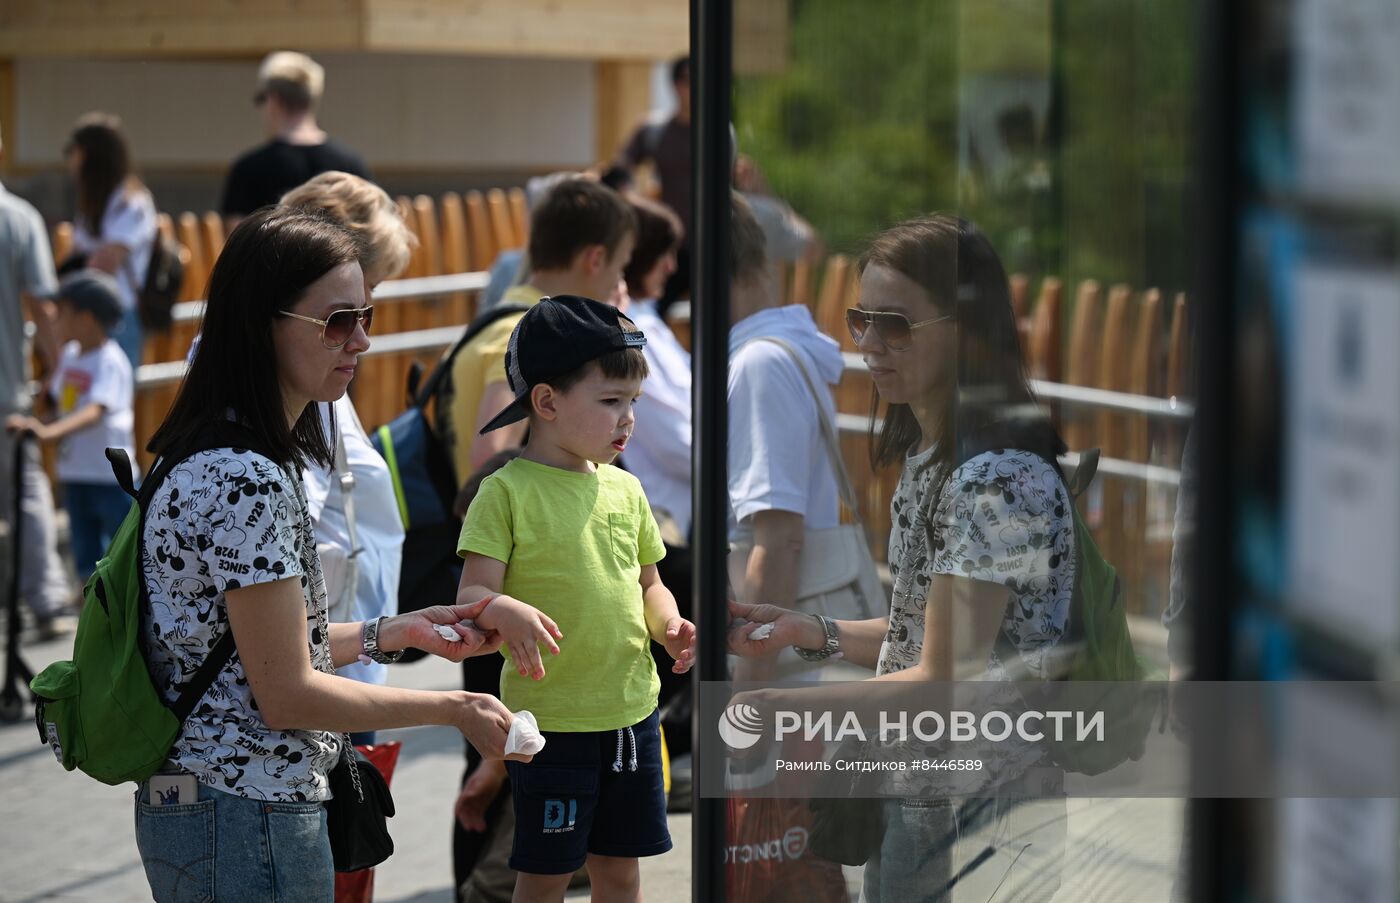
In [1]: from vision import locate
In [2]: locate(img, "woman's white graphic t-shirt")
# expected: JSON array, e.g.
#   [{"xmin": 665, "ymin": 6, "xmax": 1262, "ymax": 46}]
[
  {"xmin": 879, "ymin": 446, "xmax": 1074, "ymax": 794},
  {"xmin": 142, "ymin": 448, "xmax": 340, "ymax": 801}
]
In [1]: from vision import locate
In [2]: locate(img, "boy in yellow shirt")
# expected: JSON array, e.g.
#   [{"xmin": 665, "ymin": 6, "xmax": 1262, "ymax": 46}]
[{"xmin": 457, "ymin": 294, "xmax": 696, "ymax": 902}]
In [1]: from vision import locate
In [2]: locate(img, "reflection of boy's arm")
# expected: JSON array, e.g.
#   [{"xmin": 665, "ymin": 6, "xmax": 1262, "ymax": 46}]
[
  {"xmin": 640, "ymin": 563, "xmax": 696, "ymax": 674},
  {"xmin": 457, "ymin": 552, "xmax": 562, "ymax": 681}
]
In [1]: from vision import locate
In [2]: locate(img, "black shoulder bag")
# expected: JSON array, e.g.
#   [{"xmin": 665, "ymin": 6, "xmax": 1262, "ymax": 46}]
[{"xmin": 324, "ymin": 734, "xmax": 396, "ymax": 872}]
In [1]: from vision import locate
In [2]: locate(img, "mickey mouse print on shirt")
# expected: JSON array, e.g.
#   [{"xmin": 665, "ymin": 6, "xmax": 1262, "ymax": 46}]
[{"xmin": 142, "ymin": 449, "xmax": 340, "ymax": 802}]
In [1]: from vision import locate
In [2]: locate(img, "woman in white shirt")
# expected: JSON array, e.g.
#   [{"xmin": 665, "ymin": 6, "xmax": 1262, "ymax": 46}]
[
  {"xmin": 64, "ymin": 113, "xmax": 156, "ymax": 370},
  {"xmin": 280, "ymin": 172, "xmax": 415, "ymax": 745}
]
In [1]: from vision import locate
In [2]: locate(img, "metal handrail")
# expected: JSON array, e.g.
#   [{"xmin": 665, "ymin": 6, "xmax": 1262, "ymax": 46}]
[
  {"xmin": 833, "ymin": 412, "xmax": 1181, "ymax": 487},
  {"xmin": 165, "ymin": 269, "xmax": 491, "ymax": 325},
  {"xmin": 841, "ymin": 352, "xmax": 1194, "ymax": 421}
]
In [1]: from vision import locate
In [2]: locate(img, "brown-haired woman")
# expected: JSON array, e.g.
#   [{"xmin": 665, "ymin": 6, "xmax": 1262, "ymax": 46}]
[
  {"xmin": 729, "ymin": 214, "xmax": 1071, "ymax": 902},
  {"xmin": 64, "ymin": 112, "xmax": 155, "ymax": 369},
  {"xmin": 134, "ymin": 206, "xmax": 526, "ymax": 903}
]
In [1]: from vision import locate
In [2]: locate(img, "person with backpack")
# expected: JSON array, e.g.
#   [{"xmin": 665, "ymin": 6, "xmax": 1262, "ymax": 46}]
[
  {"xmin": 111, "ymin": 206, "xmax": 523, "ymax": 902},
  {"xmin": 63, "ymin": 112, "xmax": 156, "ymax": 370},
  {"xmin": 727, "ymin": 214, "xmax": 1075, "ymax": 901}
]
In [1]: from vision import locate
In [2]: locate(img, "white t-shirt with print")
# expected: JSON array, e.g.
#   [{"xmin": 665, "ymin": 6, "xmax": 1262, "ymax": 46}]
[
  {"xmin": 49, "ymin": 339, "xmax": 136, "ymax": 484},
  {"xmin": 304, "ymin": 397, "xmax": 404, "ymax": 686},
  {"xmin": 142, "ymin": 449, "xmax": 341, "ymax": 802},
  {"xmin": 72, "ymin": 186, "xmax": 156, "ymax": 313},
  {"xmin": 879, "ymin": 446, "xmax": 1074, "ymax": 794}
]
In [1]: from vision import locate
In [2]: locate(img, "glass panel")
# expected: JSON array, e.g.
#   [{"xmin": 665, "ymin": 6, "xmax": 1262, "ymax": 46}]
[{"xmin": 721, "ymin": 1, "xmax": 1197, "ymax": 899}]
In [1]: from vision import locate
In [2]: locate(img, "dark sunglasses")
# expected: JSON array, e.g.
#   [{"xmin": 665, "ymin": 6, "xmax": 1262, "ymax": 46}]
[
  {"xmin": 277, "ymin": 306, "xmax": 374, "ymax": 349},
  {"xmin": 845, "ymin": 307, "xmax": 953, "ymax": 350},
  {"xmin": 252, "ymin": 91, "xmax": 268, "ymax": 107}
]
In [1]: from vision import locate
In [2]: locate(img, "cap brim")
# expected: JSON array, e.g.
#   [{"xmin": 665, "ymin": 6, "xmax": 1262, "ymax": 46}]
[{"xmin": 477, "ymin": 392, "xmax": 533, "ymax": 436}]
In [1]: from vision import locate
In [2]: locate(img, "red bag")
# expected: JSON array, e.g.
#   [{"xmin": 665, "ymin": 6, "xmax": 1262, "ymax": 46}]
[
  {"xmin": 334, "ymin": 742, "xmax": 403, "ymax": 903},
  {"xmin": 726, "ymin": 736, "xmax": 850, "ymax": 903},
  {"xmin": 726, "ymin": 796, "xmax": 850, "ymax": 902}
]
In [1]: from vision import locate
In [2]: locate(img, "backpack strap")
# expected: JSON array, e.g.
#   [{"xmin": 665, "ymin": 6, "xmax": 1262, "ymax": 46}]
[
  {"xmin": 741, "ymin": 336, "xmax": 867, "ymax": 524},
  {"xmin": 139, "ymin": 419, "xmax": 278, "ymax": 717},
  {"xmin": 1065, "ymin": 448, "xmax": 1100, "ymax": 499},
  {"xmin": 106, "ymin": 448, "xmax": 138, "ymax": 500},
  {"xmin": 169, "ymin": 631, "xmax": 237, "ymax": 724},
  {"xmin": 412, "ymin": 303, "xmax": 534, "ymax": 409}
]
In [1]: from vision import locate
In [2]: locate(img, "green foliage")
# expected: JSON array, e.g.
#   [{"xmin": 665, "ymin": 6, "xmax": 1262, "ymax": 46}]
[
  {"xmin": 735, "ymin": 0, "xmax": 960, "ymax": 255},
  {"xmin": 735, "ymin": 0, "xmax": 1196, "ymax": 293}
]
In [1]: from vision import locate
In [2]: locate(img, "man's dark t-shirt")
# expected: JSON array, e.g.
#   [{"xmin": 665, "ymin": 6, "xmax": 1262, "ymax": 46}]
[
  {"xmin": 220, "ymin": 139, "xmax": 371, "ymax": 216},
  {"xmin": 620, "ymin": 118, "xmax": 692, "ymax": 233}
]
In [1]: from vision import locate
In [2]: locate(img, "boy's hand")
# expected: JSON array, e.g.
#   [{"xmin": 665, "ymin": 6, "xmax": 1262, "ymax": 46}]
[
  {"xmin": 661, "ymin": 616, "xmax": 697, "ymax": 674},
  {"xmin": 454, "ymin": 758, "xmax": 507, "ymax": 832},
  {"xmin": 379, "ymin": 604, "xmax": 504, "ymax": 662},
  {"xmin": 4, "ymin": 414, "xmax": 48, "ymax": 441},
  {"xmin": 475, "ymin": 595, "xmax": 563, "ymax": 681}
]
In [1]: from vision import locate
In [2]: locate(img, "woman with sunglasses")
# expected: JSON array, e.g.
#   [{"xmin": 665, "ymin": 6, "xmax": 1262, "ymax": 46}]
[
  {"xmin": 280, "ymin": 172, "xmax": 414, "ymax": 745},
  {"xmin": 730, "ymin": 214, "xmax": 1071, "ymax": 901},
  {"xmin": 136, "ymin": 206, "xmax": 525, "ymax": 903}
]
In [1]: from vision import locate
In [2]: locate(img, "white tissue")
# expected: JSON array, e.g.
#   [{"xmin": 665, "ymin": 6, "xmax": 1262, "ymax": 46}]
[
  {"xmin": 505, "ymin": 711, "xmax": 546, "ymax": 756},
  {"xmin": 750, "ymin": 623, "xmax": 775, "ymax": 641},
  {"xmin": 435, "ymin": 624, "xmax": 462, "ymax": 642}
]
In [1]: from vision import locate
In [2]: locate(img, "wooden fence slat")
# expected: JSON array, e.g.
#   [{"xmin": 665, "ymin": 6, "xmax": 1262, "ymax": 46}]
[
  {"xmin": 464, "ymin": 191, "xmax": 496, "ymax": 272},
  {"xmin": 439, "ymin": 192, "xmax": 474, "ymax": 324},
  {"xmin": 1027, "ymin": 276, "xmax": 1063, "ymax": 383},
  {"xmin": 1062, "ymin": 279, "xmax": 1102, "ymax": 452},
  {"xmin": 200, "ymin": 212, "xmax": 225, "ymax": 273},
  {"xmin": 487, "ymin": 188, "xmax": 517, "ymax": 253},
  {"xmin": 814, "ymin": 254, "xmax": 851, "ymax": 346},
  {"xmin": 177, "ymin": 213, "xmax": 206, "ymax": 304},
  {"xmin": 508, "ymin": 187, "xmax": 529, "ymax": 249}
]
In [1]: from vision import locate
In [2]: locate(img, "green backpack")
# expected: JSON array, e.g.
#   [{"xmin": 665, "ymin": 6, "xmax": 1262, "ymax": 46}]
[
  {"xmin": 991, "ymin": 449, "xmax": 1162, "ymax": 775},
  {"xmin": 30, "ymin": 425, "xmax": 264, "ymax": 785}
]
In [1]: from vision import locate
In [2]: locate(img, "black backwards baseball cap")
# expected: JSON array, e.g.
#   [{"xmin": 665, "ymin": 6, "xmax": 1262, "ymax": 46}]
[
  {"xmin": 478, "ymin": 295, "xmax": 648, "ymax": 435},
  {"xmin": 47, "ymin": 269, "xmax": 124, "ymax": 331}
]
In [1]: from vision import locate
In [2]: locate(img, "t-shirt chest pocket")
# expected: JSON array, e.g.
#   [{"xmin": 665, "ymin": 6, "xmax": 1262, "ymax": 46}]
[{"xmin": 607, "ymin": 512, "xmax": 639, "ymax": 567}]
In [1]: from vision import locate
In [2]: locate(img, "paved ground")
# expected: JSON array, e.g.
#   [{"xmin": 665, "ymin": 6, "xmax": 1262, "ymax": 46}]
[
  {"xmin": 0, "ymin": 626, "xmax": 1184, "ymax": 902},
  {"xmin": 0, "ymin": 631, "xmax": 691, "ymax": 902}
]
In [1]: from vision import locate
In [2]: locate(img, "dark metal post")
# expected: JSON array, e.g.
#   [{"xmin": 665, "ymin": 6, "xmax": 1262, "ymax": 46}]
[
  {"xmin": 1189, "ymin": 0, "xmax": 1238, "ymax": 898},
  {"xmin": 691, "ymin": 0, "xmax": 732, "ymax": 899}
]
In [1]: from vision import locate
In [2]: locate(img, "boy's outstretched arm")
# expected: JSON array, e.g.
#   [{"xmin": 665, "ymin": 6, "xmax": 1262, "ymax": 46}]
[
  {"xmin": 5, "ymin": 402, "xmax": 105, "ymax": 443},
  {"xmin": 457, "ymin": 552, "xmax": 563, "ymax": 681},
  {"xmin": 640, "ymin": 564, "xmax": 696, "ymax": 674}
]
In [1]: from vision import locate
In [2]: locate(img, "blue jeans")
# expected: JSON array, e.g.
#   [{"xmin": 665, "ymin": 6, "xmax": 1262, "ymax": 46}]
[
  {"xmin": 114, "ymin": 305, "xmax": 143, "ymax": 370},
  {"xmin": 62, "ymin": 481, "xmax": 131, "ymax": 580},
  {"xmin": 861, "ymin": 779, "xmax": 1066, "ymax": 903},
  {"xmin": 134, "ymin": 779, "xmax": 333, "ymax": 903}
]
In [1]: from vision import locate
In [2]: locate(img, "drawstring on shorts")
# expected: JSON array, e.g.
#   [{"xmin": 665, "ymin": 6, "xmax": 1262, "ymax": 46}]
[{"xmin": 612, "ymin": 726, "xmax": 638, "ymax": 772}]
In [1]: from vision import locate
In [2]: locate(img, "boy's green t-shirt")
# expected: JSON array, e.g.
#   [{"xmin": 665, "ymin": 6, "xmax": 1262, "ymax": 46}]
[{"xmin": 458, "ymin": 457, "xmax": 666, "ymax": 731}]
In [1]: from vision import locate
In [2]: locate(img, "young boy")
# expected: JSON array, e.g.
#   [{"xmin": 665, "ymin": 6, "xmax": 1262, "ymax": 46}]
[
  {"xmin": 456, "ymin": 294, "xmax": 696, "ymax": 902},
  {"xmin": 5, "ymin": 269, "xmax": 137, "ymax": 586}
]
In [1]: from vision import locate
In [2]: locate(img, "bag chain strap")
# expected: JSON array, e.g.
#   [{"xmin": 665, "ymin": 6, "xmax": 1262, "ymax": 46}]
[{"xmin": 342, "ymin": 733, "xmax": 365, "ymax": 802}]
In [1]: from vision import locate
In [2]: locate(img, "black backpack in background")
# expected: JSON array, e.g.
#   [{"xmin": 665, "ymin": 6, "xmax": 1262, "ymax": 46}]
[
  {"xmin": 58, "ymin": 228, "xmax": 186, "ymax": 332},
  {"xmin": 135, "ymin": 233, "xmax": 186, "ymax": 331},
  {"xmin": 371, "ymin": 304, "xmax": 529, "ymax": 657}
]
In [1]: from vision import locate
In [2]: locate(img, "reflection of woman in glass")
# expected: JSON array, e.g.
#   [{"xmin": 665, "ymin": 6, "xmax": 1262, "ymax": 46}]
[{"xmin": 730, "ymin": 214, "xmax": 1070, "ymax": 901}]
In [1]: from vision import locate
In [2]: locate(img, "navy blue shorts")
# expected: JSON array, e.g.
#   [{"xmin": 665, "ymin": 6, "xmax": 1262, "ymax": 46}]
[{"xmin": 505, "ymin": 709, "xmax": 672, "ymax": 874}]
